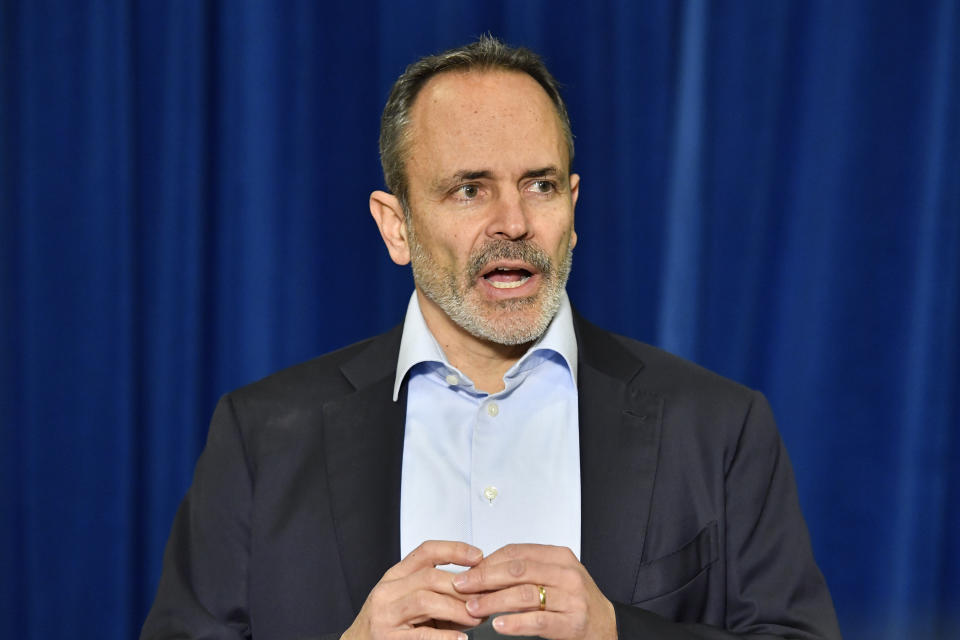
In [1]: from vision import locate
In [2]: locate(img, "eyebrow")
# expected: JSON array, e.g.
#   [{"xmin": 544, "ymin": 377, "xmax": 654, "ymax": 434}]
[
  {"xmin": 456, "ymin": 169, "xmax": 494, "ymax": 182},
  {"xmin": 431, "ymin": 170, "xmax": 492, "ymax": 193},
  {"xmin": 520, "ymin": 166, "xmax": 561, "ymax": 181},
  {"xmin": 433, "ymin": 166, "xmax": 565, "ymax": 193}
]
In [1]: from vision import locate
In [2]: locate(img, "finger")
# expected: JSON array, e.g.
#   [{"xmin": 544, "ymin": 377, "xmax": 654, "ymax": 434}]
[
  {"xmin": 388, "ymin": 540, "xmax": 483, "ymax": 579},
  {"xmin": 394, "ymin": 628, "xmax": 469, "ymax": 640},
  {"xmin": 372, "ymin": 566, "xmax": 477, "ymax": 621},
  {"xmin": 453, "ymin": 558, "xmax": 575, "ymax": 594},
  {"xmin": 490, "ymin": 610, "xmax": 578, "ymax": 639},
  {"xmin": 413, "ymin": 566, "xmax": 475, "ymax": 601},
  {"xmin": 465, "ymin": 583, "xmax": 572, "ymax": 618},
  {"xmin": 386, "ymin": 590, "xmax": 482, "ymax": 629},
  {"xmin": 480, "ymin": 543, "xmax": 577, "ymax": 567}
]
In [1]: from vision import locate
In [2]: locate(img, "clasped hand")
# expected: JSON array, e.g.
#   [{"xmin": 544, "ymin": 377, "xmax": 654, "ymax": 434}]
[{"xmin": 342, "ymin": 541, "xmax": 616, "ymax": 640}]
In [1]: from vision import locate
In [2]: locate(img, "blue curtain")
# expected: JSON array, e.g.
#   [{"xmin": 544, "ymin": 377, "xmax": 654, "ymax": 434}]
[{"xmin": 2, "ymin": 1, "xmax": 958, "ymax": 638}]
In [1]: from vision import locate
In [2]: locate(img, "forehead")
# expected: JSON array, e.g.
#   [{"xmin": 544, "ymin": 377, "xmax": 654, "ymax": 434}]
[{"xmin": 405, "ymin": 69, "xmax": 568, "ymax": 178}]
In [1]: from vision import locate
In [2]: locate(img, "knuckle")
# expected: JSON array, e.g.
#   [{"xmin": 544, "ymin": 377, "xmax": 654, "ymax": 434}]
[
  {"xmin": 520, "ymin": 584, "xmax": 540, "ymax": 607},
  {"xmin": 384, "ymin": 558, "xmax": 404, "ymax": 578},
  {"xmin": 574, "ymin": 573, "xmax": 587, "ymax": 591},
  {"xmin": 415, "ymin": 540, "xmax": 438, "ymax": 558},
  {"xmin": 503, "ymin": 543, "xmax": 520, "ymax": 558},
  {"xmin": 413, "ymin": 590, "xmax": 430, "ymax": 612},
  {"xmin": 426, "ymin": 568, "xmax": 444, "ymax": 590},
  {"xmin": 533, "ymin": 611, "xmax": 549, "ymax": 630},
  {"xmin": 522, "ymin": 583, "xmax": 539, "ymax": 605},
  {"xmin": 403, "ymin": 547, "xmax": 421, "ymax": 565},
  {"xmin": 429, "ymin": 568, "xmax": 453, "ymax": 592},
  {"xmin": 369, "ymin": 584, "xmax": 387, "ymax": 606},
  {"xmin": 412, "ymin": 566, "xmax": 430, "ymax": 583},
  {"xmin": 561, "ymin": 566, "xmax": 583, "ymax": 589},
  {"xmin": 508, "ymin": 558, "xmax": 526, "ymax": 577},
  {"xmin": 394, "ymin": 598, "xmax": 411, "ymax": 620},
  {"xmin": 570, "ymin": 595, "xmax": 588, "ymax": 615}
]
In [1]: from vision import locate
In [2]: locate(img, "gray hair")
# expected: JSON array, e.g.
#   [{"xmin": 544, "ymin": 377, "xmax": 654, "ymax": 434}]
[{"xmin": 378, "ymin": 34, "xmax": 575, "ymax": 211}]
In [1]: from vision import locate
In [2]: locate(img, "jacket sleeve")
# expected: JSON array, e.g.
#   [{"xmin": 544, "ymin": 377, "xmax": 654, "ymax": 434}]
[
  {"xmin": 613, "ymin": 392, "xmax": 842, "ymax": 639},
  {"xmin": 140, "ymin": 394, "xmax": 255, "ymax": 639}
]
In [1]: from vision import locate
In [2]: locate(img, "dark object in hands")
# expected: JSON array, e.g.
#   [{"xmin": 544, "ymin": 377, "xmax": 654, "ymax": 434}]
[{"xmin": 464, "ymin": 615, "xmax": 543, "ymax": 640}]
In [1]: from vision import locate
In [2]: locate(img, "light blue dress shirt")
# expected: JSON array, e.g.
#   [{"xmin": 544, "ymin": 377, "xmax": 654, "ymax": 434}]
[{"xmin": 395, "ymin": 292, "xmax": 581, "ymax": 568}]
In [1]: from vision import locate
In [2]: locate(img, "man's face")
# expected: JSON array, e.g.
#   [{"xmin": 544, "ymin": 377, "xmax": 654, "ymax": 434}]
[{"xmin": 402, "ymin": 69, "xmax": 579, "ymax": 345}]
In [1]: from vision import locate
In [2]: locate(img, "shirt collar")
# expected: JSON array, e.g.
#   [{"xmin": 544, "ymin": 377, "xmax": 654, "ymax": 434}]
[{"xmin": 393, "ymin": 291, "xmax": 578, "ymax": 401}]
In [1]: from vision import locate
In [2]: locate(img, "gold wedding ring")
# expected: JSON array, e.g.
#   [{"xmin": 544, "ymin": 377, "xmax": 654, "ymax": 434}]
[{"xmin": 537, "ymin": 584, "xmax": 547, "ymax": 611}]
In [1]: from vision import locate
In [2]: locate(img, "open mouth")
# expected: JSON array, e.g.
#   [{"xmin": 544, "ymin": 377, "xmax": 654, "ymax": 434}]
[{"xmin": 482, "ymin": 266, "xmax": 534, "ymax": 289}]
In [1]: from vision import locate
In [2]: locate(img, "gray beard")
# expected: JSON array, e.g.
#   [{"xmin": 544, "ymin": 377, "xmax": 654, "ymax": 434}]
[{"xmin": 407, "ymin": 222, "xmax": 573, "ymax": 346}]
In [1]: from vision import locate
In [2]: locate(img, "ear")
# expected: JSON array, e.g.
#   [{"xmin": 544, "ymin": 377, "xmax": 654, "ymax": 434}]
[
  {"xmin": 569, "ymin": 173, "xmax": 580, "ymax": 249},
  {"xmin": 369, "ymin": 190, "xmax": 411, "ymax": 265}
]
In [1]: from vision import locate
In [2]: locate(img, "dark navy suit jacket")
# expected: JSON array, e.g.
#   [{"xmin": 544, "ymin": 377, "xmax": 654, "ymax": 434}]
[{"xmin": 141, "ymin": 312, "xmax": 841, "ymax": 639}]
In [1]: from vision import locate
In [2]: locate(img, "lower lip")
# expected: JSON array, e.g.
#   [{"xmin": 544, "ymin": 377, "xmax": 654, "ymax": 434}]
[{"xmin": 477, "ymin": 273, "xmax": 541, "ymax": 300}]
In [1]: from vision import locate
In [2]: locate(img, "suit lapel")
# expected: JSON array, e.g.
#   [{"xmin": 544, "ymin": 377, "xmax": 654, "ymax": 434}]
[
  {"xmin": 323, "ymin": 326, "xmax": 406, "ymax": 612},
  {"xmin": 575, "ymin": 312, "xmax": 663, "ymax": 604}
]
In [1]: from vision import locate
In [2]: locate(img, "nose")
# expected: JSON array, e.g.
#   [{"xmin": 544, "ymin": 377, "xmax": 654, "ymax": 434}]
[{"xmin": 486, "ymin": 190, "xmax": 530, "ymax": 240}]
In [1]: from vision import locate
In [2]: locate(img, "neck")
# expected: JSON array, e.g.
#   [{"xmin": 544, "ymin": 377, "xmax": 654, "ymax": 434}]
[{"xmin": 416, "ymin": 290, "xmax": 530, "ymax": 394}]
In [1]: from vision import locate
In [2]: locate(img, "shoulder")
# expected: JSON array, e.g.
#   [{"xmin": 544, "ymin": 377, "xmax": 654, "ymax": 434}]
[
  {"xmin": 618, "ymin": 332, "xmax": 752, "ymax": 399},
  {"xmin": 575, "ymin": 314, "xmax": 766, "ymax": 446},
  {"xmin": 576, "ymin": 313, "xmax": 755, "ymax": 402},
  {"xmin": 224, "ymin": 324, "xmax": 402, "ymax": 420},
  {"xmin": 577, "ymin": 316, "xmax": 780, "ymax": 481}
]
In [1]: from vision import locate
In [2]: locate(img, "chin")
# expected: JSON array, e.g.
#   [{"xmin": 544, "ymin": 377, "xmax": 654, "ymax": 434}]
[{"xmin": 463, "ymin": 303, "xmax": 551, "ymax": 346}]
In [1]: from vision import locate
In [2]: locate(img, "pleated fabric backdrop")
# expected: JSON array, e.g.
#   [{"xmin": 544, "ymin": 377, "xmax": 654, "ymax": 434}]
[{"xmin": 1, "ymin": 1, "xmax": 958, "ymax": 638}]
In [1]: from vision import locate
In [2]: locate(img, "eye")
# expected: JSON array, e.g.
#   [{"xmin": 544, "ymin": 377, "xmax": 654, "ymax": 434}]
[
  {"xmin": 528, "ymin": 179, "xmax": 556, "ymax": 194},
  {"xmin": 454, "ymin": 184, "xmax": 480, "ymax": 199}
]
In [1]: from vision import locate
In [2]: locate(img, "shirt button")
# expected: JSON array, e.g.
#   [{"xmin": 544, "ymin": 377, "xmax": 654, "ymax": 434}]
[
  {"xmin": 486, "ymin": 402, "xmax": 499, "ymax": 417},
  {"xmin": 445, "ymin": 374, "xmax": 459, "ymax": 386},
  {"xmin": 483, "ymin": 486, "xmax": 499, "ymax": 503}
]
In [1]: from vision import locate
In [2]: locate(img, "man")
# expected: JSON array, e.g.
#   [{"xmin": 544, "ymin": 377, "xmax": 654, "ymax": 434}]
[{"xmin": 142, "ymin": 37, "xmax": 841, "ymax": 640}]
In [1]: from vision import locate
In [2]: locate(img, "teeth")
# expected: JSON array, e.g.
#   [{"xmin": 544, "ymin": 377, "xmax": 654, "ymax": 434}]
[{"xmin": 489, "ymin": 276, "xmax": 530, "ymax": 289}]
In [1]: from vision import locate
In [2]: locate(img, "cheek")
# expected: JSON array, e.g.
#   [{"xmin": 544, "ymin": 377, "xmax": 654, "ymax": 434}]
[
  {"xmin": 420, "ymin": 228, "xmax": 471, "ymax": 268},
  {"xmin": 437, "ymin": 226, "xmax": 475, "ymax": 257},
  {"xmin": 547, "ymin": 222, "xmax": 576, "ymax": 253}
]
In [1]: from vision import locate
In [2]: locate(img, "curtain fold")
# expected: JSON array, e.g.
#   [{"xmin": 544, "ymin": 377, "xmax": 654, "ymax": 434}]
[{"xmin": 2, "ymin": 1, "xmax": 958, "ymax": 638}]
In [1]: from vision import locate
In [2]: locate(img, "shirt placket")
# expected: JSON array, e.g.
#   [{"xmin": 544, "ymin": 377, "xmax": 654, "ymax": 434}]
[{"xmin": 470, "ymin": 392, "xmax": 505, "ymax": 555}]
